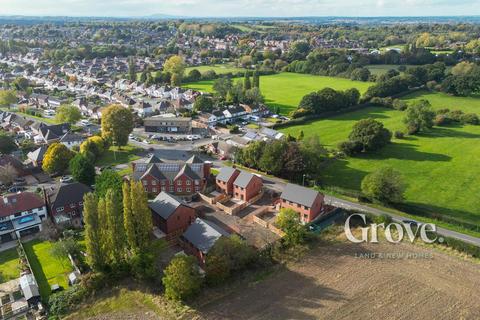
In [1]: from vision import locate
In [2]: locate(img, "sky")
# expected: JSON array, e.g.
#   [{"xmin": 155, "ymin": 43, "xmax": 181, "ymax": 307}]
[{"xmin": 0, "ymin": 0, "xmax": 479, "ymax": 17}]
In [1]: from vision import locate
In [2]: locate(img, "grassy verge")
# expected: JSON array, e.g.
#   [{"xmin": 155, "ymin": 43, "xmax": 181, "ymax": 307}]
[
  {"xmin": 0, "ymin": 107, "xmax": 58, "ymax": 124},
  {"xmin": 0, "ymin": 247, "xmax": 19, "ymax": 283},
  {"xmin": 23, "ymin": 239, "xmax": 73, "ymax": 301},
  {"xmin": 96, "ymin": 145, "xmax": 142, "ymax": 167}
]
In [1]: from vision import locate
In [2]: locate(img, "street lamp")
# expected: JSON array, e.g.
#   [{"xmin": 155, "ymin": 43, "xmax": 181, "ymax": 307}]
[{"xmin": 302, "ymin": 174, "xmax": 306, "ymax": 186}]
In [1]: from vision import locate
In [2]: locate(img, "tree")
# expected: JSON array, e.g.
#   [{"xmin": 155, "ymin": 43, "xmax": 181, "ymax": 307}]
[
  {"xmin": 276, "ymin": 208, "xmax": 307, "ymax": 246},
  {"xmin": 80, "ymin": 136, "xmax": 106, "ymax": 160},
  {"xmin": 42, "ymin": 143, "xmax": 74, "ymax": 174},
  {"xmin": 403, "ymin": 100, "xmax": 435, "ymax": 134},
  {"xmin": 95, "ymin": 169, "xmax": 123, "ymax": 198},
  {"xmin": 243, "ymin": 71, "xmax": 251, "ymax": 90},
  {"xmin": 105, "ymin": 189, "xmax": 125, "ymax": 264},
  {"xmin": 55, "ymin": 104, "xmax": 81, "ymax": 124},
  {"xmin": 69, "ymin": 154, "xmax": 95, "ymax": 185},
  {"xmin": 162, "ymin": 255, "xmax": 203, "ymax": 301},
  {"xmin": 163, "ymin": 55, "xmax": 185, "ymax": 85},
  {"xmin": 101, "ymin": 104, "xmax": 134, "ymax": 147},
  {"xmin": 50, "ymin": 238, "xmax": 80, "ymax": 266},
  {"xmin": 244, "ymin": 87, "xmax": 264, "ymax": 106},
  {"xmin": 0, "ymin": 164, "xmax": 18, "ymax": 185},
  {"xmin": 188, "ymin": 69, "xmax": 202, "ymax": 82},
  {"xmin": 0, "ymin": 90, "xmax": 17, "ymax": 108},
  {"xmin": 83, "ymin": 193, "xmax": 104, "ymax": 270},
  {"xmin": 259, "ymin": 140, "xmax": 286, "ymax": 175},
  {"xmin": 361, "ymin": 167, "xmax": 406, "ymax": 204},
  {"xmin": 124, "ymin": 181, "xmax": 152, "ymax": 253},
  {"xmin": 212, "ymin": 77, "xmax": 233, "ymax": 99},
  {"xmin": 193, "ymin": 95, "xmax": 214, "ymax": 113},
  {"xmin": 252, "ymin": 70, "xmax": 260, "ymax": 88},
  {"xmin": 350, "ymin": 67, "xmax": 371, "ymax": 81},
  {"xmin": 205, "ymin": 254, "xmax": 230, "ymax": 286},
  {"xmin": 0, "ymin": 133, "xmax": 17, "ymax": 154},
  {"xmin": 128, "ymin": 57, "xmax": 136, "ymax": 81},
  {"xmin": 348, "ymin": 118, "xmax": 392, "ymax": 152}
]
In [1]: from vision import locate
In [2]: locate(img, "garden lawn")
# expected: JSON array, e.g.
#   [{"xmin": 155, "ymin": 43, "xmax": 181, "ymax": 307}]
[
  {"xmin": 366, "ymin": 64, "xmax": 410, "ymax": 76},
  {"xmin": 23, "ymin": 240, "xmax": 73, "ymax": 300},
  {"xmin": 281, "ymin": 90, "xmax": 480, "ymax": 226},
  {"xmin": 184, "ymin": 72, "xmax": 373, "ymax": 115},
  {"xmin": 0, "ymin": 248, "xmax": 19, "ymax": 283},
  {"xmin": 96, "ymin": 144, "xmax": 142, "ymax": 167}
]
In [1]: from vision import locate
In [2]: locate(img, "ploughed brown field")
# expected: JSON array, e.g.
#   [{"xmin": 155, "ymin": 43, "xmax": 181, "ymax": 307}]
[
  {"xmin": 72, "ymin": 234, "xmax": 480, "ymax": 320},
  {"xmin": 195, "ymin": 239, "xmax": 480, "ymax": 320}
]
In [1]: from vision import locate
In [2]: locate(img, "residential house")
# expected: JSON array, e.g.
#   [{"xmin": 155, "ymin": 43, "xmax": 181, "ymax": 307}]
[
  {"xmin": 59, "ymin": 133, "xmax": 85, "ymax": 150},
  {"xmin": 149, "ymin": 192, "xmax": 197, "ymax": 240},
  {"xmin": 0, "ymin": 192, "xmax": 47, "ymax": 243},
  {"xmin": 216, "ymin": 167, "xmax": 240, "ymax": 195},
  {"xmin": 26, "ymin": 145, "xmax": 48, "ymax": 167},
  {"xmin": 132, "ymin": 155, "xmax": 211, "ymax": 199},
  {"xmin": 45, "ymin": 182, "xmax": 91, "ymax": 227},
  {"xmin": 181, "ymin": 217, "xmax": 230, "ymax": 265},
  {"xmin": 279, "ymin": 183, "xmax": 325, "ymax": 223},
  {"xmin": 0, "ymin": 155, "xmax": 27, "ymax": 178},
  {"xmin": 144, "ymin": 115, "xmax": 192, "ymax": 134},
  {"xmin": 232, "ymin": 171, "xmax": 263, "ymax": 202}
]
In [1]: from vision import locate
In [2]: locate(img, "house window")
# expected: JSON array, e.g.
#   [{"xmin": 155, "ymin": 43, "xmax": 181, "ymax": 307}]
[
  {"xmin": 186, "ymin": 180, "xmax": 191, "ymax": 185},
  {"xmin": 152, "ymin": 188, "xmax": 157, "ymax": 193},
  {"xmin": 195, "ymin": 180, "xmax": 200, "ymax": 185},
  {"xmin": 161, "ymin": 180, "xmax": 166, "ymax": 185},
  {"xmin": 70, "ymin": 203, "xmax": 76, "ymax": 208},
  {"xmin": 14, "ymin": 213, "xmax": 22, "ymax": 218},
  {"xmin": 79, "ymin": 202, "xmax": 83, "ymax": 206},
  {"xmin": 303, "ymin": 214, "xmax": 308, "ymax": 221},
  {"xmin": 195, "ymin": 186, "xmax": 200, "ymax": 192},
  {"xmin": 177, "ymin": 180, "xmax": 182, "ymax": 186},
  {"xmin": 169, "ymin": 186, "xmax": 174, "ymax": 192},
  {"xmin": 57, "ymin": 207, "xmax": 64, "ymax": 212},
  {"xmin": 142, "ymin": 180, "xmax": 148, "ymax": 186},
  {"xmin": 152, "ymin": 180, "xmax": 157, "ymax": 186},
  {"xmin": 177, "ymin": 188, "xmax": 182, "ymax": 192},
  {"xmin": 186, "ymin": 188, "xmax": 191, "ymax": 192}
]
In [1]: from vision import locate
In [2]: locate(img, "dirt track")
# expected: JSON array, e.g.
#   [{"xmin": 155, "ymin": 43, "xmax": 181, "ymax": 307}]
[{"xmin": 197, "ymin": 240, "xmax": 480, "ymax": 320}]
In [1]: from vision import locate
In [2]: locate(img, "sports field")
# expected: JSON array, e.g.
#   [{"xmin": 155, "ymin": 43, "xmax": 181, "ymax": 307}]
[
  {"xmin": 281, "ymin": 90, "xmax": 480, "ymax": 226},
  {"xmin": 184, "ymin": 72, "xmax": 373, "ymax": 114}
]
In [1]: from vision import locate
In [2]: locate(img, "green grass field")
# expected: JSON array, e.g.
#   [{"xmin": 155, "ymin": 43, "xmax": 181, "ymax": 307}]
[
  {"xmin": 185, "ymin": 64, "xmax": 246, "ymax": 75},
  {"xmin": 184, "ymin": 72, "xmax": 373, "ymax": 115},
  {"xmin": 366, "ymin": 64, "xmax": 409, "ymax": 76},
  {"xmin": 281, "ymin": 90, "xmax": 480, "ymax": 226},
  {"xmin": 23, "ymin": 240, "xmax": 73, "ymax": 300},
  {"xmin": 96, "ymin": 145, "xmax": 142, "ymax": 167},
  {"xmin": 0, "ymin": 248, "xmax": 19, "ymax": 283}
]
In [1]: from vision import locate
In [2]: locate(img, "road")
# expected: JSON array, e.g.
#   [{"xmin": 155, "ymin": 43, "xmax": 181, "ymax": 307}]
[{"xmin": 13, "ymin": 113, "xmax": 480, "ymax": 248}]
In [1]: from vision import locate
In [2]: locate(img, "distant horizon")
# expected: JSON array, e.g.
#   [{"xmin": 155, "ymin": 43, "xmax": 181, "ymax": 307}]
[{"xmin": 1, "ymin": 0, "xmax": 479, "ymax": 19}]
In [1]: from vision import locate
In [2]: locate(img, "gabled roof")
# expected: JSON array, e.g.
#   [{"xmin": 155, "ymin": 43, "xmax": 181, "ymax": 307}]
[
  {"xmin": 216, "ymin": 167, "xmax": 239, "ymax": 183},
  {"xmin": 47, "ymin": 182, "xmax": 91, "ymax": 209},
  {"xmin": 233, "ymin": 171, "xmax": 258, "ymax": 188},
  {"xmin": 27, "ymin": 145, "xmax": 48, "ymax": 162},
  {"xmin": 186, "ymin": 155, "xmax": 203, "ymax": 164},
  {"xmin": 145, "ymin": 154, "xmax": 162, "ymax": 164},
  {"xmin": 149, "ymin": 191, "xmax": 189, "ymax": 220},
  {"xmin": 0, "ymin": 192, "xmax": 45, "ymax": 218},
  {"xmin": 182, "ymin": 218, "xmax": 229, "ymax": 254},
  {"xmin": 140, "ymin": 163, "xmax": 165, "ymax": 180},
  {"xmin": 175, "ymin": 164, "xmax": 200, "ymax": 181},
  {"xmin": 280, "ymin": 183, "xmax": 322, "ymax": 208}
]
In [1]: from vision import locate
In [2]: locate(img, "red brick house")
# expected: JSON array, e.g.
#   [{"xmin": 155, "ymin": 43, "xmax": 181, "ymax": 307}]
[
  {"xmin": 45, "ymin": 182, "xmax": 91, "ymax": 228},
  {"xmin": 181, "ymin": 217, "xmax": 230, "ymax": 265},
  {"xmin": 149, "ymin": 191, "xmax": 196, "ymax": 241},
  {"xmin": 232, "ymin": 171, "xmax": 263, "ymax": 202},
  {"xmin": 215, "ymin": 167, "xmax": 240, "ymax": 195},
  {"xmin": 279, "ymin": 183, "xmax": 325, "ymax": 224},
  {"xmin": 216, "ymin": 168, "xmax": 263, "ymax": 202},
  {"xmin": 132, "ymin": 155, "xmax": 211, "ymax": 199}
]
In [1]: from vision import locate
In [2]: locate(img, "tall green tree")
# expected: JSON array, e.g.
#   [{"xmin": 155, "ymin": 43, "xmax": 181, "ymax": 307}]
[
  {"xmin": 0, "ymin": 133, "xmax": 17, "ymax": 154},
  {"xmin": 243, "ymin": 71, "xmax": 251, "ymax": 90},
  {"xmin": 277, "ymin": 208, "xmax": 307, "ymax": 246},
  {"xmin": 252, "ymin": 70, "xmax": 260, "ymax": 88},
  {"xmin": 83, "ymin": 193, "xmax": 104, "ymax": 270},
  {"xmin": 95, "ymin": 169, "xmax": 123, "ymax": 198},
  {"xmin": 123, "ymin": 181, "xmax": 135, "ymax": 251},
  {"xmin": 69, "ymin": 154, "xmax": 95, "ymax": 185},
  {"xmin": 101, "ymin": 104, "xmax": 134, "ymax": 147},
  {"xmin": 55, "ymin": 104, "xmax": 82, "ymax": 124},
  {"xmin": 403, "ymin": 100, "xmax": 435, "ymax": 134},
  {"xmin": 128, "ymin": 57, "xmax": 136, "ymax": 81},
  {"xmin": 105, "ymin": 189, "xmax": 125, "ymax": 264},
  {"xmin": 130, "ymin": 181, "xmax": 153, "ymax": 252},
  {"xmin": 0, "ymin": 90, "xmax": 16, "ymax": 108},
  {"xmin": 361, "ymin": 167, "xmax": 406, "ymax": 204},
  {"xmin": 348, "ymin": 118, "xmax": 392, "ymax": 152}
]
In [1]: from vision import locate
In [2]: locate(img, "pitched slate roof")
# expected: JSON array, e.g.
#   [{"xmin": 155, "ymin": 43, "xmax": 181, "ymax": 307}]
[
  {"xmin": 149, "ymin": 191, "xmax": 189, "ymax": 220},
  {"xmin": 133, "ymin": 156, "xmax": 206, "ymax": 182},
  {"xmin": 186, "ymin": 155, "xmax": 203, "ymax": 164},
  {"xmin": 182, "ymin": 218, "xmax": 229, "ymax": 254},
  {"xmin": 47, "ymin": 182, "xmax": 91, "ymax": 209},
  {"xmin": 0, "ymin": 192, "xmax": 45, "ymax": 218},
  {"xmin": 233, "ymin": 171, "xmax": 258, "ymax": 188},
  {"xmin": 216, "ymin": 167, "xmax": 239, "ymax": 182},
  {"xmin": 280, "ymin": 183, "xmax": 321, "ymax": 208},
  {"xmin": 27, "ymin": 145, "xmax": 48, "ymax": 162},
  {"xmin": 20, "ymin": 274, "xmax": 40, "ymax": 301}
]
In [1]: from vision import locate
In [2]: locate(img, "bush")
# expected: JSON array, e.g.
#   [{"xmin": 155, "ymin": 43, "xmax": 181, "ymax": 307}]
[
  {"xmin": 447, "ymin": 110, "xmax": 464, "ymax": 122},
  {"xmin": 361, "ymin": 167, "xmax": 406, "ymax": 204},
  {"xmin": 433, "ymin": 114, "xmax": 449, "ymax": 126},
  {"xmin": 48, "ymin": 285, "xmax": 87, "ymax": 316},
  {"xmin": 394, "ymin": 131, "xmax": 405, "ymax": 139},
  {"xmin": 338, "ymin": 140, "xmax": 363, "ymax": 156},
  {"xmin": 392, "ymin": 99, "xmax": 408, "ymax": 111},
  {"xmin": 460, "ymin": 113, "xmax": 479, "ymax": 125},
  {"xmin": 373, "ymin": 214, "xmax": 393, "ymax": 225}
]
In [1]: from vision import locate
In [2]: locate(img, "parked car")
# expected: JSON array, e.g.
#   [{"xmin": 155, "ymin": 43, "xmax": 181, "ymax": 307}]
[
  {"xmin": 13, "ymin": 181, "xmax": 27, "ymax": 187},
  {"xmin": 60, "ymin": 175, "xmax": 73, "ymax": 183}
]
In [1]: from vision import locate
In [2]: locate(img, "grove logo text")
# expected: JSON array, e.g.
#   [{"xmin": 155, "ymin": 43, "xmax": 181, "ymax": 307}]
[{"xmin": 344, "ymin": 214, "xmax": 438, "ymax": 244}]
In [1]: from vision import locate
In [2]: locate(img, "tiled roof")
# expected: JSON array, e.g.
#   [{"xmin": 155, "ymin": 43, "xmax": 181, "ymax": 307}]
[{"xmin": 0, "ymin": 192, "xmax": 45, "ymax": 218}]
